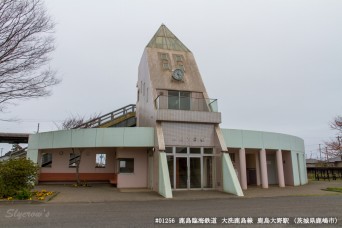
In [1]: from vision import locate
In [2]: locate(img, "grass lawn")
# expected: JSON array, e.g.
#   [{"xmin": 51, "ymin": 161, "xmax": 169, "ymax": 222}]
[{"xmin": 325, "ymin": 187, "xmax": 342, "ymax": 193}]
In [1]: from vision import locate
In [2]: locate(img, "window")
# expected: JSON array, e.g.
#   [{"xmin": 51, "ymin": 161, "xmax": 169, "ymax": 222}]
[
  {"xmin": 176, "ymin": 147, "xmax": 187, "ymax": 154},
  {"xmin": 168, "ymin": 91, "xmax": 179, "ymax": 109},
  {"xmin": 204, "ymin": 148, "xmax": 213, "ymax": 154},
  {"xmin": 96, "ymin": 153, "xmax": 106, "ymax": 168},
  {"xmin": 168, "ymin": 91, "xmax": 191, "ymax": 110},
  {"xmin": 179, "ymin": 91, "xmax": 190, "ymax": 110},
  {"xmin": 118, "ymin": 158, "xmax": 134, "ymax": 173},
  {"xmin": 175, "ymin": 55, "xmax": 183, "ymax": 62},
  {"xmin": 41, "ymin": 152, "xmax": 52, "ymax": 167},
  {"xmin": 160, "ymin": 53, "xmax": 170, "ymax": 71},
  {"xmin": 160, "ymin": 53, "xmax": 168, "ymax": 60},
  {"xmin": 165, "ymin": 147, "xmax": 173, "ymax": 153},
  {"xmin": 190, "ymin": 148, "xmax": 201, "ymax": 154},
  {"xmin": 69, "ymin": 153, "xmax": 79, "ymax": 168},
  {"xmin": 163, "ymin": 63, "xmax": 170, "ymax": 70}
]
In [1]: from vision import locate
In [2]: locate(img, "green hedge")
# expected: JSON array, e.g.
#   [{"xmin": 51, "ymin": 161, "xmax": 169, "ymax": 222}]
[{"xmin": 0, "ymin": 158, "xmax": 38, "ymax": 198}]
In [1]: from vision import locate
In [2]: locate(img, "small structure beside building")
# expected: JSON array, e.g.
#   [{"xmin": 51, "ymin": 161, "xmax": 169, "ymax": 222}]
[
  {"xmin": 306, "ymin": 156, "xmax": 342, "ymax": 180},
  {"xmin": 327, "ymin": 156, "xmax": 342, "ymax": 167},
  {"xmin": 306, "ymin": 156, "xmax": 342, "ymax": 168},
  {"xmin": 306, "ymin": 158, "xmax": 321, "ymax": 168}
]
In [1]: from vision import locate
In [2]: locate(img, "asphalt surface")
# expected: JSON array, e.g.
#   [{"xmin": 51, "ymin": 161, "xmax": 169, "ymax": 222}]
[
  {"xmin": 30, "ymin": 180, "xmax": 342, "ymax": 203},
  {"xmin": 0, "ymin": 195, "xmax": 341, "ymax": 228}
]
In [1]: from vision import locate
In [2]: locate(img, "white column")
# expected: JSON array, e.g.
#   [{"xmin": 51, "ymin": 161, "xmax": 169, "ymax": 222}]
[
  {"xmin": 276, "ymin": 149, "xmax": 285, "ymax": 187},
  {"xmin": 239, "ymin": 148, "xmax": 247, "ymax": 190},
  {"xmin": 259, "ymin": 149, "xmax": 268, "ymax": 189},
  {"xmin": 255, "ymin": 152, "xmax": 261, "ymax": 186}
]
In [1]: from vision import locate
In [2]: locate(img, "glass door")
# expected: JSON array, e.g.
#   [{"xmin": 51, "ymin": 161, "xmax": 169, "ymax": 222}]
[
  {"xmin": 175, "ymin": 157, "xmax": 187, "ymax": 189},
  {"xmin": 203, "ymin": 156, "xmax": 213, "ymax": 188},
  {"xmin": 190, "ymin": 157, "xmax": 201, "ymax": 188},
  {"xmin": 170, "ymin": 147, "xmax": 215, "ymax": 190}
]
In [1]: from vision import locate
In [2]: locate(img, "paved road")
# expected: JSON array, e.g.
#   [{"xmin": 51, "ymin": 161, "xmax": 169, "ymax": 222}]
[{"xmin": 0, "ymin": 195, "xmax": 341, "ymax": 228}]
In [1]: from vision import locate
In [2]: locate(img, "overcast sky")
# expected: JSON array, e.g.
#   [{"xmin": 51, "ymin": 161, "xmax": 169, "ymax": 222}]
[{"xmin": 1, "ymin": 0, "xmax": 341, "ymax": 158}]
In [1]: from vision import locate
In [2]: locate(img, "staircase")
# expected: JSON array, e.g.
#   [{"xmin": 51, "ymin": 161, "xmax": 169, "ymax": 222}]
[{"xmin": 73, "ymin": 104, "xmax": 136, "ymax": 129}]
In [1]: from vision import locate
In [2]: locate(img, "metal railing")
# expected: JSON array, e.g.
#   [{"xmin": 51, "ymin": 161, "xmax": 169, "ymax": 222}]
[
  {"xmin": 154, "ymin": 95, "xmax": 218, "ymax": 112},
  {"xmin": 73, "ymin": 104, "xmax": 136, "ymax": 129}
]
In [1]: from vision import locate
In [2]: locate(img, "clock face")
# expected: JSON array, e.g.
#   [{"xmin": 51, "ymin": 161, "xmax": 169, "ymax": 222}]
[{"xmin": 172, "ymin": 68, "xmax": 184, "ymax": 81}]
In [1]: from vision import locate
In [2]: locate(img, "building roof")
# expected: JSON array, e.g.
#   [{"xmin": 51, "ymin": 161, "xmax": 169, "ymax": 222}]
[
  {"xmin": 146, "ymin": 24, "xmax": 191, "ymax": 52},
  {"xmin": 327, "ymin": 156, "xmax": 342, "ymax": 163},
  {"xmin": 306, "ymin": 158, "xmax": 320, "ymax": 164},
  {"xmin": 28, "ymin": 128, "xmax": 304, "ymax": 153}
]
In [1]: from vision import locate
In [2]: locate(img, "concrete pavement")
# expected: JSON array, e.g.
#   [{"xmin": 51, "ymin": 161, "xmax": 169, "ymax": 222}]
[
  {"xmin": 32, "ymin": 180, "xmax": 342, "ymax": 203},
  {"xmin": 1, "ymin": 195, "xmax": 341, "ymax": 227}
]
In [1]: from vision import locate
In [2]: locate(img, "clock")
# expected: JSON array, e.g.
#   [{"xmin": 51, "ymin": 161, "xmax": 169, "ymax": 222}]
[{"xmin": 172, "ymin": 68, "xmax": 184, "ymax": 81}]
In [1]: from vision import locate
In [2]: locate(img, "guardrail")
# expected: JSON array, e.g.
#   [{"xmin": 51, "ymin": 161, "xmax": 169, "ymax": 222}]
[
  {"xmin": 154, "ymin": 95, "xmax": 218, "ymax": 112},
  {"xmin": 73, "ymin": 104, "xmax": 136, "ymax": 129}
]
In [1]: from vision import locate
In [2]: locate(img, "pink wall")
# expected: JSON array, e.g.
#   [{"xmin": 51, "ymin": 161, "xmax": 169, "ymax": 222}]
[
  {"xmin": 117, "ymin": 148, "xmax": 148, "ymax": 188},
  {"xmin": 39, "ymin": 148, "xmax": 116, "ymax": 174},
  {"xmin": 39, "ymin": 147, "xmax": 149, "ymax": 188}
]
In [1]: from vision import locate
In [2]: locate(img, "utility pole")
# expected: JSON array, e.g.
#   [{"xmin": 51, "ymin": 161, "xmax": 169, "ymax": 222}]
[
  {"xmin": 319, "ymin": 144, "xmax": 322, "ymax": 161},
  {"xmin": 37, "ymin": 123, "xmax": 40, "ymax": 133},
  {"xmin": 325, "ymin": 147, "xmax": 328, "ymax": 163},
  {"xmin": 338, "ymin": 136, "xmax": 341, "ymax": 159}
]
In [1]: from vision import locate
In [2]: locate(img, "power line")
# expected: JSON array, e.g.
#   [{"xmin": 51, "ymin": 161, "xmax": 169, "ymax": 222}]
[{"xmin": 16, "ymin": 119, "xmax": 64, "ymax": 122}]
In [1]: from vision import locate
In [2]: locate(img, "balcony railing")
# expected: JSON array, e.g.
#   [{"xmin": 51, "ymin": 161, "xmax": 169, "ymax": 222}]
[
  {"xmin": 155, "ymin": 95, "xmax": 218, "ymax": 112},
  {"xmin": 73, "ymin": 104, "xmax": 136, "ymax": 129}
]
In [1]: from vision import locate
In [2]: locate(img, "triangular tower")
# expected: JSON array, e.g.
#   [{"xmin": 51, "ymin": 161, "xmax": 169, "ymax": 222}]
[
  {"xmin": 136, "ymin": 24, "xmax": 243, "ymax": 198},
  {"xmin": 147, "ymin": 24, "xmax": 190, "ymax": 52}
]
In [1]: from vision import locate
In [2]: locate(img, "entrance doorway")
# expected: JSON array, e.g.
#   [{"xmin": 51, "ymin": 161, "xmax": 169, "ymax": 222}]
[{"xmin": 166, "ymin": 147, "xmax": 214, "ymax": 190}]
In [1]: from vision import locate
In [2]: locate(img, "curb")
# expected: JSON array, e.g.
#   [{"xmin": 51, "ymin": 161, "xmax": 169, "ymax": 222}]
[{"xmin": 0, "ymin": 200, "xmax": 44, "ymax": 205}]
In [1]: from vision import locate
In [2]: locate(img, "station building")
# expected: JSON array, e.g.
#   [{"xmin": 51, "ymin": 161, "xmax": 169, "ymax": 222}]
[{"xmin": 27, "ymin": 25, "xmax": 308, "ymax": 198}]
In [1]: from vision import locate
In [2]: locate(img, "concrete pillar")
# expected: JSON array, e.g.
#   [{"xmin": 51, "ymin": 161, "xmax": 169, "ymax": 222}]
[
  {"xmin": 222, "ymin": 153, "xmax": 244, "ymax": 196},
  {"xmin": 158, "ymin": 152, "xmax": 172, "ymax": 198},
  {"xmin": 276, "ymin": 149, "xmax": 285, "ymax": 187},
  {"xmin": 27, "ymin": 149, "xmax": 39, "ymax": 163},
  {"xmin": 235, "ymin": 152, "xmax": 240, "ymax": 182},
  {"xmin": 259, "ymin": 149, "xmax": 268, "ymax": 188},
  {"xmin": 239, "ymin": 148, "xmax": 247, "ymax": 190},
  {"xmin": 255, "ymin": 152, "xmax": 261, "ymax": 186}
]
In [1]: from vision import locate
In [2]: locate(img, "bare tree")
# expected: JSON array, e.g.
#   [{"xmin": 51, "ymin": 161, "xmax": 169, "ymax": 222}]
[
  {"xmin": 59, "ymin": 113, "xmax": 100, "ymax": 186},
  {"xmin": 58, "ymin": 113, "xmax": 101, "ymax": 130},
  {"xmin": 59, "ymin": 115, "xmax": 86, "ymax": 130},
  {"xmin": 0, "ymin": 0, "xmax": 60, "ymax": 111},
  {"xmin": 324, "ymin": 116, "xmax": 342, "ymax": 158},
  {"xmin": 71, "ymin": 148, "xmax": 85, "ymax": 186}
]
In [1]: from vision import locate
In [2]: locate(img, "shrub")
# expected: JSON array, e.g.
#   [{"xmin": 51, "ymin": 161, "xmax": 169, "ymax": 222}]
[
  {"xmin": 0, "ymin": 158, "xmax": 38, "ymax": 198},
  {"xmin": 16, "ymin": 189, "xmax": 32, "ymax": 200}
]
